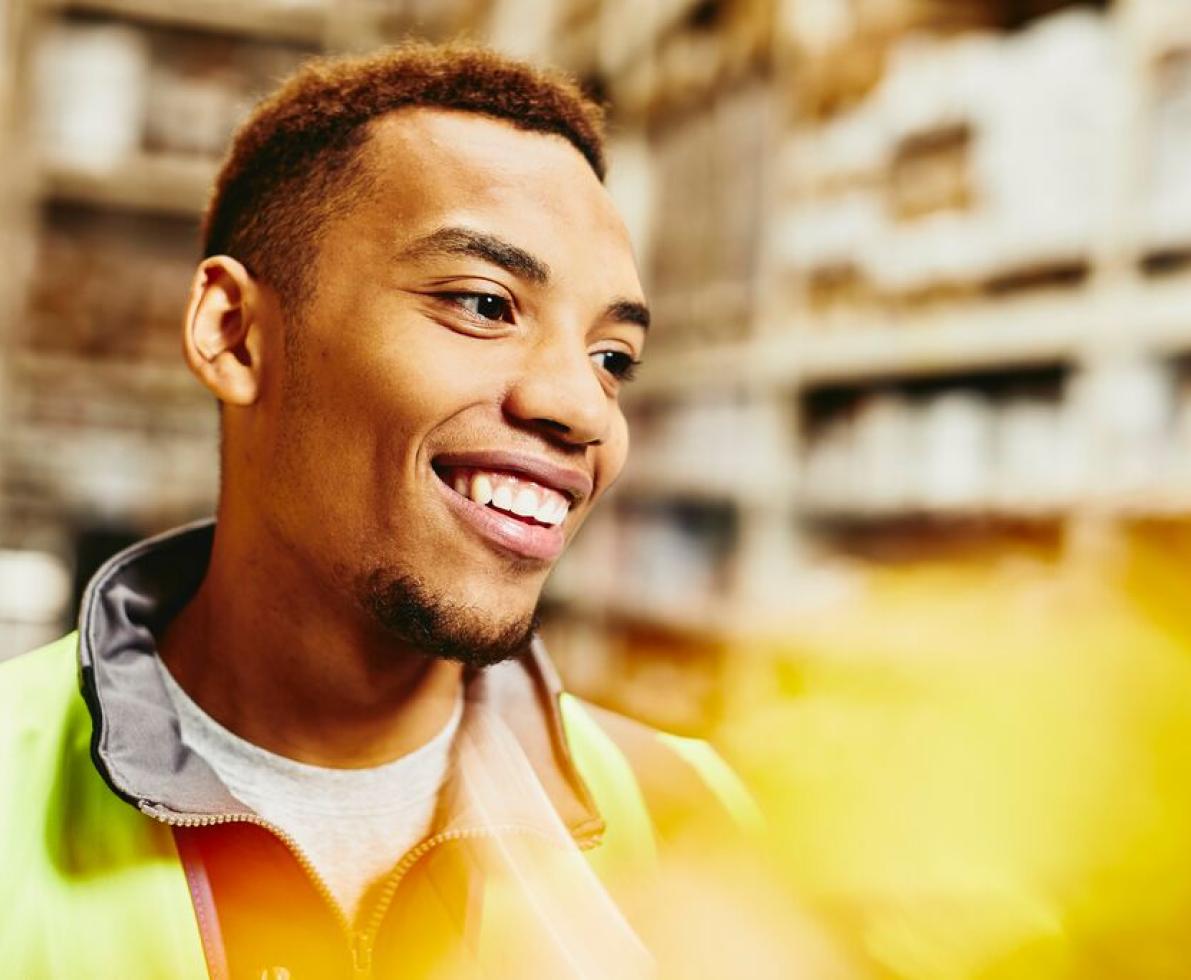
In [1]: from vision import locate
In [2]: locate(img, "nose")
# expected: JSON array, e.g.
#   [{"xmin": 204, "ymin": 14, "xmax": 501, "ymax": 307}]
[{"xmin": 503, "ymin": 332, "xmax": 611, "ymax": 447}]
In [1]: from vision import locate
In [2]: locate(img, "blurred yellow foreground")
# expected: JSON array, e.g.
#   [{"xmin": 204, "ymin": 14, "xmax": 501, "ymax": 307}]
[{"xmin": 655, "ymin": 525, "xmax": 1191, "ymax": 979}]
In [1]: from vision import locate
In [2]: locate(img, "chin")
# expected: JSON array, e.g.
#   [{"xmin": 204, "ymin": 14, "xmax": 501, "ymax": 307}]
[{"xmin": 356, "ymin": 563, "xmax": 540, "ymax": 668}]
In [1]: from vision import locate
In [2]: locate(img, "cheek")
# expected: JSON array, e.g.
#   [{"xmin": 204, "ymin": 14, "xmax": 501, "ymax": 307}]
[
  {"xmin": 595, "ymin": 411, "xmax": 631, "ymax": 492},
  {"xmin": 375, "ymin": 322, "xmax": 512, "ymax": 410},
  {"xmin": 316, "ymin": 331, "xmax": 480, "ymax": 441}
]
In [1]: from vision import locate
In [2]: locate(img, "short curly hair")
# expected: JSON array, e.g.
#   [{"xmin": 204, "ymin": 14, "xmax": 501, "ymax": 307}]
[{"xmin": 202, "ymin": 42, "xmax": 607, "ymax": 311}]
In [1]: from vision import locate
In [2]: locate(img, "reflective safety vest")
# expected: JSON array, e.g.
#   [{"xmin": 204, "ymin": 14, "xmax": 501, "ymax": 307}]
[{"xmin": 0, "ymin": 633, "xmax": 758, "ymax": 978}]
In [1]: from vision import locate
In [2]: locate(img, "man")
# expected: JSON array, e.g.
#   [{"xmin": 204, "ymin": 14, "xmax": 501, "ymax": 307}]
[{"xmin": 0, "ymin": 42, "xmax": 753, "ymax": 978}]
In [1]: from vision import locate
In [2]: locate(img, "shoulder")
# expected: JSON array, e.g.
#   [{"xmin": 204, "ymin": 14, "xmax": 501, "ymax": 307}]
[
  {"xmin": 0, "ymin": 635, "xmax": 86, "ymax": 784},
  {"xmin": 0, "ymin": 633, "xmax": 92, "ymax": 849},
  {"xmin": 560, "ymin": 694, "xmax": 761, "ymax": 843},
  {"xmin": 0, "ymin": 632, "xmax": 79, "ymax": 725}
]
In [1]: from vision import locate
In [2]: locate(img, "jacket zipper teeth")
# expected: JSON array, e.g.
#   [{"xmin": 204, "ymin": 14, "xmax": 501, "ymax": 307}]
[
  {"xmin": 356, "ymin": 824, "xmax": 605, "ymax": 966},
  {"xmin": 142, "ymin": 806, "xmax": 356, "ymax": 956},
  {"xmin": 145, "ymin": 804, "xmax": 604, "ymax": 978}
]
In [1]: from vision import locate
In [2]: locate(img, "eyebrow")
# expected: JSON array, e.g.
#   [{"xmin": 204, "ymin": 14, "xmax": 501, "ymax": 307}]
[
  {"xmin": 401, "ymin": 225, "xmax": 650, "ymax": 329},
  {"xmin": 605, "ymin": 298, "xmax": 650, "ymax": 331},
  {"xmin": 400, "ymin": 226, "xmax": 550, "ymax": 285}
]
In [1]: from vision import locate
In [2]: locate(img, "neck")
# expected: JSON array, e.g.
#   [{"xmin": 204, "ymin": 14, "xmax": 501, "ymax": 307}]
[{"xmin": 157, "ymin": 518, "xmax": 464, "ymax": 769}]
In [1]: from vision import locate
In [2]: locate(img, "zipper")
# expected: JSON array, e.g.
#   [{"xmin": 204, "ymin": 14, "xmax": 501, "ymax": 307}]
[
  {"xmin": 147, "ymin": 803, "xmax": 603, "ymax": 979},
  {"xmin": 356, "ymin": 823, "xmax": 602, "ymax": 965},
  {"xmin": 142, "ymin": 805, "xmax": 360, "ymax": 974}
]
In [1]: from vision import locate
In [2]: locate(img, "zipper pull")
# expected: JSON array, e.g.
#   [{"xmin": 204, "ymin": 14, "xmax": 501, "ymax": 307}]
[{"xmin": 352, "ymin": 933, "xmax": 373, "ymax": 979}]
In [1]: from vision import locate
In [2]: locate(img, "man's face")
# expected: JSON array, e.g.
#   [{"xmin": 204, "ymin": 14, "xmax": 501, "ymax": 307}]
[{"xmin": 252, "ymin": 109, "xmax": 646, "ymax": 664}]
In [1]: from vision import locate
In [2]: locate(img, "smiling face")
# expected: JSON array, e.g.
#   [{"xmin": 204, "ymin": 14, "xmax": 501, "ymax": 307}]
[{"xmin": 241, "ymin": 109, "xmax": 646, "ymax": 664}]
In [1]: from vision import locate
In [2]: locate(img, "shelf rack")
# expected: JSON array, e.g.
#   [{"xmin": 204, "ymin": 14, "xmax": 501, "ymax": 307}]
[
  {"xmin": 633, "ymin": 274, "xmax": 1191, "ymax": 396},
  {"xmin": 41, "ymin": 153, "xmax": 217, "ymax": 216},
  {"xmin": 47, "ymin": 0, "xmax": 329, "ymax": 45},
  {"xmin": 546, "ymin": 0, "xmax": 1191, "ymax": 655},
  {"xmin": 0, "ymin": 0, "xmax": 364, "ymax": 554},
  {"xmin": 9, "ymin": 0, "xmax": 1191, "ymax": 728}
]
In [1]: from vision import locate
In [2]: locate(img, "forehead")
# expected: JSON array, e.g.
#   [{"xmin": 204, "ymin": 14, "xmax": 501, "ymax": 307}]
[{"xmin": 352, "ymin": 109, "xmax": 641, "ymax": 290}]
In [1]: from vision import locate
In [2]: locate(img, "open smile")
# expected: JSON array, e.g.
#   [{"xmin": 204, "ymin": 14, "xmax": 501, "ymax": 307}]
[{"xmin": 431, "ymin": 460, "xmax": 575, "ymax": 562}]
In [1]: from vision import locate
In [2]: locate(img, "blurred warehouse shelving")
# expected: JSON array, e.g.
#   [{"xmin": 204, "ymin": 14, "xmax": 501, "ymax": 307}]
[
  {"xmin": 8, "ymin": 7, "xmax": 1191, "ymax": 971},
  {"xmin": 543, "ymin": 0, "xmax": 1191, "ymax": 732},
  {"xmin": 40, "ymin": 151, "xmax": 216, "ymax": 215},
  {"xmin": 0, "ymin": 0, "xmax": 492, "ymax": 658},
  {"xmin": 7, "ymin": 0, "xmax": 1191, "ymax": 734},
  {"xmin": 43, "ymin": 0, "xmax": 332, "ymax": 45},
  {"xmin": 0, "ymin": 0, "xmax": 751, "ymax": 689}
]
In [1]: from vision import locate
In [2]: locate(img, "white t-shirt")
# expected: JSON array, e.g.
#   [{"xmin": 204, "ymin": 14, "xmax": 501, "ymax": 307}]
[{"xmin": 156, "ymin": 657, "xmax": 462, "ymax": 919}]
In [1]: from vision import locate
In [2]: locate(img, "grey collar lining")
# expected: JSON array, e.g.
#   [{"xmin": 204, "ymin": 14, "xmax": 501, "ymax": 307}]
[{"xmin": 76, "ymin": 519, "xmax": 604, "ymax": 842}]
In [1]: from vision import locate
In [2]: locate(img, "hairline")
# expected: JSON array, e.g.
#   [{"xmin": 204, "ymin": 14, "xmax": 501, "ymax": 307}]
[{"xmin": 247, "ymin": 105, "xmax": 608, "ymax": 321}]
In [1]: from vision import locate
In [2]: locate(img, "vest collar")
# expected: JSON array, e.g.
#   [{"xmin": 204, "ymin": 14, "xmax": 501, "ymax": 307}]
[{"xmin": 76, "ymin": 519, "xmax": 604, "ymax": 845}]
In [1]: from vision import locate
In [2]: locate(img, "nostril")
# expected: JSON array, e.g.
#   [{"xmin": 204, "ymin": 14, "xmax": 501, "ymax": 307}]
[{"xmin": 534, "ymin": 418, "xmax": 571, "ymax": 436}]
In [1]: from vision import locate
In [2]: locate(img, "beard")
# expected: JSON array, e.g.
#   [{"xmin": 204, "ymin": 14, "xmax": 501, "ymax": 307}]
[{"xmin": 357, "ymin": 566, "xmax": 539, "ymax": 669}]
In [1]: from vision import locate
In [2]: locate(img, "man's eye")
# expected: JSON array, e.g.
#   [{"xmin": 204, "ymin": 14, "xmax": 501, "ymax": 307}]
[
  {"xmin": 592, "ymin": 350, "xmax": 640, "ymax": 382},
  {"xmin": 449, "ymin": 292, "xmax": 512, "ymax": 321}
]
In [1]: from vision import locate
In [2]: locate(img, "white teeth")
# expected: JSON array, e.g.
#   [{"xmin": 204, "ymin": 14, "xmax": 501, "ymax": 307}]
[
  {"xmin": 469, "ymin": 473, "xmax": 493, "ymax": 506},
  {"xmin": 512, "ymin": 488, "xmax": 539, "ymax": 517},
  {"xmin": 453, "ymin": 467, "xmax": 570, "ymax": 526},
  {"xmin": 492, "ymin": 484, "xmax": 514, "ymax": 511},
  {"xmin": 533, "ymin": 496, "xmax": 556, "ymax": 524},
  {"xmin": 536, "ymin": 496, "xmax": 567, "ymax": 526}
]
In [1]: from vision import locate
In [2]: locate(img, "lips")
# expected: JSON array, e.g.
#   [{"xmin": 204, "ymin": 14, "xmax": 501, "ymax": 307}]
[
  {"xmin": 444, "ymin": 468, "xmax": 570, "ymax": 526},
  {"xmin": 431, "ymin": 452, "xmax": 588, "ymax": 562},
  {"xmin": 432, "ymin": 450, "xmax": 592, "ymax": 502}
]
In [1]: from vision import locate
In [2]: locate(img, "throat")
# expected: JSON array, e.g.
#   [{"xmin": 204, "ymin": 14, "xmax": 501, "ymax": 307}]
[{"xmin": 157, "ymin": 582, "xmax": 467, "ymax": 768}]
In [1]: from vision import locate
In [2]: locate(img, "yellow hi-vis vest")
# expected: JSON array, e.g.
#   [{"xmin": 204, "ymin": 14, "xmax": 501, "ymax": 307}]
[{"xmin": 0, "ymin": 634, "xmax": 758, "ymax": 978}]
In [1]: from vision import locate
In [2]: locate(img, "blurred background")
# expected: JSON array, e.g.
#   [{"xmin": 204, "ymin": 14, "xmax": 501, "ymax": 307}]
[{"xmin": 5, "ymin": 0, "xmax": 1191, "ymax": 975}]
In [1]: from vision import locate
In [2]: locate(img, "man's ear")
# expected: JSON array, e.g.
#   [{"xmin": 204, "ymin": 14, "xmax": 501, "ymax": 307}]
[{"xmin": 182, "ymin": 256, "xmax": 269, "ymax": 406}]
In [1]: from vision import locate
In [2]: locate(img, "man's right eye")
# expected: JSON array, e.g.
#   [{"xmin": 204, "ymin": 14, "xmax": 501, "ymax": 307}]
[{"xmin": 446, "ymin": 292, "xmax": 512, "ymax": 322}]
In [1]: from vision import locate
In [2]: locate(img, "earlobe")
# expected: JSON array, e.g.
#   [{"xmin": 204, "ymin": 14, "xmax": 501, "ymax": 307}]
[{"xmin": 182, "ymin": 257, "xmax": 265, "ymax": 406}]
